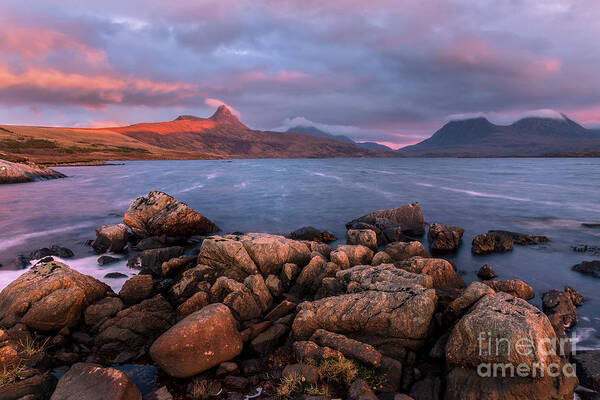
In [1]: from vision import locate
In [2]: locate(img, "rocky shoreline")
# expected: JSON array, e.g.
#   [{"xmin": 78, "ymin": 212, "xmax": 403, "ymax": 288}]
[
  {"xmin": 0, "ymin": 191, "xmax": 598, "ymax": 400},
  {"xmin": 0, "ymin": 159, "xmax": 65, "ymax": 184}
]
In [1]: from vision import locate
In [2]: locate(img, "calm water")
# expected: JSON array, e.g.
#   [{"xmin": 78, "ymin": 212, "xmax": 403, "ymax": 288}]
[{"xmin": 1, "ymin": 158, "xmax": 599, "ymax": 347}]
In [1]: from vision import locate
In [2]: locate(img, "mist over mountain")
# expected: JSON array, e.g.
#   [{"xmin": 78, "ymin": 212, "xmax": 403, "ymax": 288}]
[
  {"xmin": 286, "ymin": 125, "xmax": 395, "ymax": 152},
  {"xmin": 398, "ymin": 114, "xmax": 600, "ymax": 156}
]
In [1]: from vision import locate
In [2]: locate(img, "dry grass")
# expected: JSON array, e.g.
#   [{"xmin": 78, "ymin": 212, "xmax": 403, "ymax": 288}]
[
  {"xmin": 318, "ymin": 355, "xmax": 358, "ymax": 386},
  {"xmin": 190, "ymin": 379, "xmax": 210, "ymax": 400},
  {"xmin": 0, "ymin": 364, "xmax": 25, "ymax": 387},
  {"xmin": 304, "ymin": 383, "xmax": 331, "ymax": 397},
  {"xmin": 276, "ymin": 374, "xmax": 304, "ymax": 398},
  {"xmin": 18, "ymin": 336, "xmax": 50, "ymax": 358}
]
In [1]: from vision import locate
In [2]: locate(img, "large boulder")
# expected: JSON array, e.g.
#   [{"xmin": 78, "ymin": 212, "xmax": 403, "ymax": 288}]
[
  {"xmin": 334, "ymin": 245, "xmax": 374, "ymax": 267},
  {"xmin": 127, "ymin": 246, "xmax": 184, "ymax": 276},
  {"xmin": 119, "ymin": 275, "xmax": 154, "ymax": 305},
  {"xmin": 92, "ymin": 224, "xmax": 129, "ymax": 254},
  {"xmin": 292, "ymin": 283, "xmax": 437, "ymax": 352},
  {"xmin": 198, "ymin": 236, "xmax": 260, "ymax": 281},
  {"xmin": 428, "ymin": 223, "xmax": 464, "ymax": 253},
  {"xmin": 347, "ymin": 229, "xmax": 378, "ymax": 251},
  {"xmin": 394, "ymin": 257, "xmax": 465, "ymax": 288},
  {"xmin": 542, "ymin": 289, "xmax": 578, "ymax": 334},
  {"xmin": 483, "ymin": 279, "xmax": 534, "ymax": 300},
  {"xmin": 384, "ymin": 241, "xmax": 429, "ymax": 262},
  {"xmin": 150, "ymin": 303, "xmax": 243, "ymax": 378},
  {"xmin": 50, "ymin": 363, "xmax": 141, "ymax": 400},
  {"xmin": 336, "ymin": 264, "xmax": 433, "ymax": 291},
  {"xmin": 445, "ymin": 292, "xmax": 578, "ymax": 400},
  {"xmin": 288, "ymin": 226, "xmax": 336, "ymax": 243},
  {"xmin": 472, "ymin": 232, "xmax": 514, "ymax": 254},
  {"xmin": 0, "ymin": 261, "xmax": 111, "ymax": 331},
  {"xmin": 123, "ymin": 191, "xmax": 219, "ymax": 238},
  {"xmin": 572, "ymin": 260, "xmax": 600, "ymax": 278}
]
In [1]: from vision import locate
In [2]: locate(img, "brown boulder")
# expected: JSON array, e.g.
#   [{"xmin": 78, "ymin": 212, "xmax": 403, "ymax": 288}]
[
  {"xmin": 239, "ymin": 233, "xmax": 311, "ymax": 275},
  {"xmin": 395, "ymin": 257, "xmax": 465, "ymax": 288},
  {"xmin": 176, "ymin": 291, "xmax": 209, "ymax": 319},
  {"xmin": 50, "ymin": 363, "xmax": 141, "ymax": 400},
  {"xmin": 210, "ymin": 277, "xmax": 262, "ymax": 321},
  {"xmin": 477, "ymin": 264, "xmax": 496, "ymax": 280},
  {"xmin": 92, "ymin": 224, "xmax": 129, "ymax": 254},
  {"xmin": 483, "ymin": 279, "xmax": 534, "ymax": 300},
  {"xmin": 197, "ymin": 236, "xmax": 259, "ymax": 281},
  {"xmin": 472, "ymin": 232, "xmax": 514, "ymax": 254},
  {"xmin": 288, "ymin": 226, "xmax": 336, "ymax": 243},
  {"xmin": 123, "ymin": 191, "xmax": 218, "ymax": 238},
  {"xmin": 542, "ymin": 289, "xmax": 578, "ymax": 333},
  {"xmin": 84, "ymin": 297, "xmax": 124, "ymax": 327},
  {"xmin": 345, "ymin": 203, "xmax": 425, "ymax": 238},
  {"xmin": 336, "ymin": 264, "xmax": 433, "ymax": 291},
  {"xmin": 371, "ymin": 251, "xmax": 393, "ymax": 266},
  {"xmin": 0, "ymin": 260, "xmax": 111, "ymax": 331},
  {"xmin": 384, "ymin": 241, "xmax": 429, "ymax": 262},
  {"xmin": 150, "ymin": 303, "xmax": 243, "ymax": 378},
  {"xmin": 310, "ymin": 329, "xmax": 382, "ymax": 367},
  {"xmin": 334, "ymin": 245, "xmax": 374, "ymax": 267},
  {"xmin": 119, "ymin": 275, "xmax": 154, "ymax": 305},
  {"xmin": 428, "ymin": 223, "xmax": 464, "ymax": 253},
  {"xmin": 347, "ymin": 229, "xmax": 378, "ymax": 251},
  {"xmin": 127, "ymin": 246, "xmax": 184, "ymax": 277}
]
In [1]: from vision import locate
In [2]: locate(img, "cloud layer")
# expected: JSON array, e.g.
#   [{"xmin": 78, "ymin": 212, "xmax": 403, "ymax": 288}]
[{"xmin": 1, "ymin": 0, "xmax": 599, "ymax": 146}]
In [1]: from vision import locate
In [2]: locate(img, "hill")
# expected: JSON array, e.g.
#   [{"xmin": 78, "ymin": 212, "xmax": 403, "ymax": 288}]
[
  {"xmin": 0, "ymin": 106, "xmax": 396, "ymax": 164},
  {"xmin": 286, "ymin": 125, "xmax": 395, "ymax": 152},
  {"xmin": 398, "ymin": 114, "xmax": 600, "ymax": 157}
]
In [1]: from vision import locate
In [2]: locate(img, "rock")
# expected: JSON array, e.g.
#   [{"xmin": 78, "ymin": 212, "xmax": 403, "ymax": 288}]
[
  {"xmin": 29, "ymin": 245, "xmax": 74, "ymax": 259},
  {"xmin": 150, "ymin": 303, "xmax": 243, "ymax": 378},
  {"xmin": 565, "ymin": 285, "xmax": 585, "ymax": 306},
  {"xmin": 244, "ymin": 274, "xmax": 273, "ymax": 312},
  {"xmin": 336, "ymin": 264, "xmax": 433, "ymax": 291},
  {"xmin": 92, "ymin": 224, "xmax": 129, "ymax": 254},
  {"xmin": 9, "ymin": 254, "xmax": 30, "ymax": 269},
  {"xmin": 161, "ymin": 255, "xmax": 196, "ymax": 278},
  {"xmin": 240, "ymin": 321, "xmax": 271, "ymax": 342},
  {"xmin": 104, "ymin": 272, "xmax": 128, "ymax": 279},
  {"xmin": 476, "ymin": 264, "xmax": 496, "ymax": 280},
  {"xmin": 293, "ymin": 340, "xmax": 344, "ymax": 363},
  {"xmin": 572, "ymin": 260, "xmax": 600, "ymax": 278},
  {"xmin": 445, "ymin": 292, "xmax": 578, "ymax": 400},
  {"xmin": 0, "ymin": 158, "xmax": 65, "ymax": 184},
  {"xmin": 428, "ymin": 223, "xmax": 464, "ymax": 253},
  {"xmin": 224, "ymin": 375, "xmax": 248, "ymax": 390},
  {"xmin": 347, "ymin": 229, "xmax": 378, "ymax": 251},
  {"xmin": 542, "ymin": 289, "xmax": 578, "ymax": 332},
  {"xmin": 216, "ymin": 362, "xmax": 239, "ymax": 376},
  {"xmin": 346, "ymin": 203, "xmax": 425, "ymax": 240},
  {"xmin": 119, "ymin": 275, "xmax": 154, "ymax": 305},
  {"xmin": 348, "ymin": 379, "xmax": 378, "ymax": 400},
  {"xmin": 296, "ymin": 254, "xmax": 328, "ymax": 293},
  {"xmin": 97, "ymin": 295, "xmax": 174, "ymax": 349},
  {"xmin": 265, "ymin": 300, "xmax": 297, "ymax": 321},
  {"xmin": 50, "ymin": 362, "xmax": 142, "ymax": 400},
  {"xmin": 395, "ymin": 257, "xmax": 465, "ymax": 288},
  {"xmin": 176, "ymin": 292, "xmax": 209, "ymax": 318},
  {"xmin": 147, "ymin": 386, "xmax": 173, "ymax": 400},
  {"xmin": 384, "ymin": 241, "xmax": 428, "ymax": 262},
  {"xmin": 330, "ymin": 250, "xmax": 350, "ymax": 269},
  {"xmin": 471, "ymin": 232, "xmax": 514, "ymax": 254},
  {"xmin": 170, "ymin": 265, "xmax": 213, "ymax": 300},
  {"xmin": 334, "ymin": 245, "xmax": 374, "ymax": 267},
  {"xmin": 310, "ymin": 329, "xmax": 382, "ymax": 367},
  {"xmin": 302, "ymin": 241, "xmax": 333, "ymax": 258},
  {"xmin": 197, "ymin": 236, "xmax": 259, "ymax": 280},
  {"xmin": 443, "ymin": 282, "xmax": 495, "ymax": 323},
  {"xmin": 84, "ymin": 297, "xmax": 124, "ymax": 327},
  {"xmin": 573, "ymin": 350, "xmax": 600, "ymax": 392},
  {"xmin": 482, "ymin": 279, "xmax": 534, "ymax": 300},
  {"xmin": 0, "ymin": 371, "xmax": 57, "ymax": 400},
  {"xmin": 488, "ymin": 230, "xmax": 549, "ymax": 245},
  {"xmin": 127, "ymin": 246, "xmax": 184, "ymax": 276},
  {"xmin": 123, "ymin": 191, "xmax": 219, "ymax": 238},
  {"xmin": 98, "ymin": 255, "xmax": 120, "ymax": 265},
  {"xmin": 0, "ymin": 260, "xmax": 111, "ymax": 331},
  {"xmin": 371, "ymin": 251, "xmax": 393, "ymax": 266},
  {"xmin": 292, "ymin": 284, "xmax": 437, "ymax": 352},
  {"xmin": 289, "ymin": 227, "xmax": 336, "ymax": 243},
  {"xmin": 250, "ymin": 323, "xmax": 288, "ymax": 355},
  {"xmin": 210, "ymin": 277, "xmax": 263, "ymax": 321},
  {"xmin": 281, "ymin": 263, "xmax": 300, "ymax": 287},
  {"xmin": 133, "ymin": 235, "xmax": 185, "ymax": 251},
  {"xmin": 238, "ymin": 233, "xmax": 312, "ymax": 276},
  {"xmin": 265, "ymin": 274, "xmax": 285, "ymax": 297},
  {"xmin": 282, "ymin": 363, "xmax": 320, "ymax": 385},
  {"xmin": 409, "ymin": 376, "xmax": 441, "ymax": 400}
]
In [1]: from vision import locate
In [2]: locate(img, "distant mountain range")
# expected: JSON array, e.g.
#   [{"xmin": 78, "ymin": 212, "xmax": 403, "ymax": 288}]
[
  {"xmin": 398, "ymin": 114, "xmax": 600, "ymax": 157},
  {"xmin": 0, "ymin": 106, "xmax": 396, "ymax": 164},
  {"xmin": 286, "ymin": 126, "xmax": 396, "ymax": 152}
]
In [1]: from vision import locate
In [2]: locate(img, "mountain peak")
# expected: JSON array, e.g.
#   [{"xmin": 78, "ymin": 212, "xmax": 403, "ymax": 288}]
[{"xmin": 208, "ymin": 105, "xmax": 248, "ymax": 129}]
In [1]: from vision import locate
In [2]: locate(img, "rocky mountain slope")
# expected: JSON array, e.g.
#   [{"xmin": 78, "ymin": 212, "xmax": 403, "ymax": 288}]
[{"xmin": 286, "ymin": 125, "xmax": 396, "ymax": 152}]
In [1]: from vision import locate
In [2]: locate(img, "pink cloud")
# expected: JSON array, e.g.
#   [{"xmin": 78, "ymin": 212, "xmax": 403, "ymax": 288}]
[{"xmin": 204, "ymin": 98, "xmax": 241, "ymax": 117}]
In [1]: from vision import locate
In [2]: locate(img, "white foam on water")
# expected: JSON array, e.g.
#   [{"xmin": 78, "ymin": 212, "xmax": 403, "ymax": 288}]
[
  {"xmin": 179, "ymin": 183, "xmax": 205, "ymax": 193},
  {"xmin": 572, "ymin": 327, "xmax": 600, "ymax": 351},
  {"xmin": 311, "ymin": 172, "xmax": 342, "ymax": 181},
  {"xmin": 416, "ymin": 183, "xmax": 434, "ymax": 187},
  {"xmin": 0, "ymin": 222, "xmax": 96, "ymax": 252}
]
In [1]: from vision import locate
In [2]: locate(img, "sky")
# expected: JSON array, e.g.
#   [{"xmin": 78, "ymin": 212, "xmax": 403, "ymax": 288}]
[{"xmin": 1, "ymin": 0, "xmax": 599, "ymax": 148}]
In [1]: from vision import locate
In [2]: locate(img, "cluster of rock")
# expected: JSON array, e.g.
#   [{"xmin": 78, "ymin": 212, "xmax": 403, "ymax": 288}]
[
  {"xmin": 0, "ymin": 159, "xmax": 65, "ymax": 184},
  {"xmin": 0, "ymin": 193, "xmax": 594, "ymax": 400}
]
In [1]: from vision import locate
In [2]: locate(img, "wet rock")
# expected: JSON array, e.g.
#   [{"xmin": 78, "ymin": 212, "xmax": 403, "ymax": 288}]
[
  {"xmin": 288, "ymin": 226, "xmax": 336, "ymax": 243},
  {"xmin": 371, "ymin": 251, "xmax": 393, "ymax": 266},
  {"xmin": 98, "ymin": 255, "xmax": 120, "ymax": 265},
  {"xmin": 334, "ymin": 245, "xmax": 374, "ymax": 267},
  {"xmin": 572, "ymin": 260, "xmax": 600, "ymax": 278},
  {"xmin": 482, "ymin": 279, "xmax": 534, "ymax": 300},
  {"xmin": 573, "ymin": 350, "xmax": 600, "ymax": 392},
  {"xmin": 127, "ymin": 246, "xmax": 184, "ymax": 277},
  {"xmin": 395, "ymin": 257, "xmax": 465, "ymax": 288},
  {"xmin": 310, "ymin": 329, "xmax": 382, "ymax": 367},
  {"xmin": 384, "ymin": 241, "xmax": 429, "ymax": 262},
  {"xmin": 97, "ymin": 295, "xmax": 174, "ymax": 349},
  {"xmin": 30, "ymin": 245, "xmax": 74, "ymax": 259},
  {"xmin": 347, "ymin": 229, "xmax": 378, "ymax": 251},
  {"xmin": 542, "ymin": 289, "xmax": 578, "ymax": 332},
  {"xmin": 104, "ymin": 272, "xmax": 128, "ymax": 279},
  {"xmin": 50, "ymin": 362, "xmax": 142, "ymax": 400},
  {"xmin": 348, "ymin": 379, "xmax": 378, "ymax": 400},
  {"xmin": 92, "ymin": 224, "xmax": 129, "ymax": 254},
  {"xmin": 84, "ymin": 297, "xmax": 124, "ymax": 327},
  {"xmin": 119, "ymin": 275, "xmax": 154, "ymax": 305},
  {"xmin": 161, "ymin": 255, "xmax": 196, "ymax": 278},
  {"xmin": 336, "ymin": 264, "xmax": 433, "ymax": 291},
  {"xmin": 471, "ymin": 232, "xmax": 514, "ymax": 254},
  {"xmin": 445, "ymin": 292, "xmax": 578, "ymax": 400},
  {"xmin": 0, "ymin": 260, "xmax": 111, "ymax": 331},
  {"xmin": 150, "ymin": 303, "xmax": 243, "ymax": 378},
  {"xmin": 345, "ymin": 203, "xmax": 425, "ymax": 241},
  {"xmin": 292, "ymin": 283, "xmax": 437, "ymax": 352},
  {"xmin": 428, "ymin": 223, "xmax": 464, "ymax": 253},
  {"xmin": 123, "ymin": 190, "xmax": 219, "ymax": 238},
  {"xmin": 476, "ymin": 264, "xmax": 496, "ymax": 280},
  {"xmin": 488, "ymin": 230, "xmax": 549, "ymax": 245}
]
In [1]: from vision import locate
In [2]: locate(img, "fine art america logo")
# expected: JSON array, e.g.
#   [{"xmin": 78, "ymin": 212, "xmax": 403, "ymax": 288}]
[{"xmin": 476, "ymin": 331, "xmax": 577, "ymax": 378}]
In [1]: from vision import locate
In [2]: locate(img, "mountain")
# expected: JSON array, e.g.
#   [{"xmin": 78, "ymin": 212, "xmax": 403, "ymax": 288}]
[
  {"xmin": 398, "ymin": 114, "xmax": 600, "ymax": 156},
  {"xmin": 0, "ymin": 106, "xmax": 396, "ymax": 164},
  {"xmin": 286, "ymin": 125, "xmax": 395, "ymax": 152}
]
